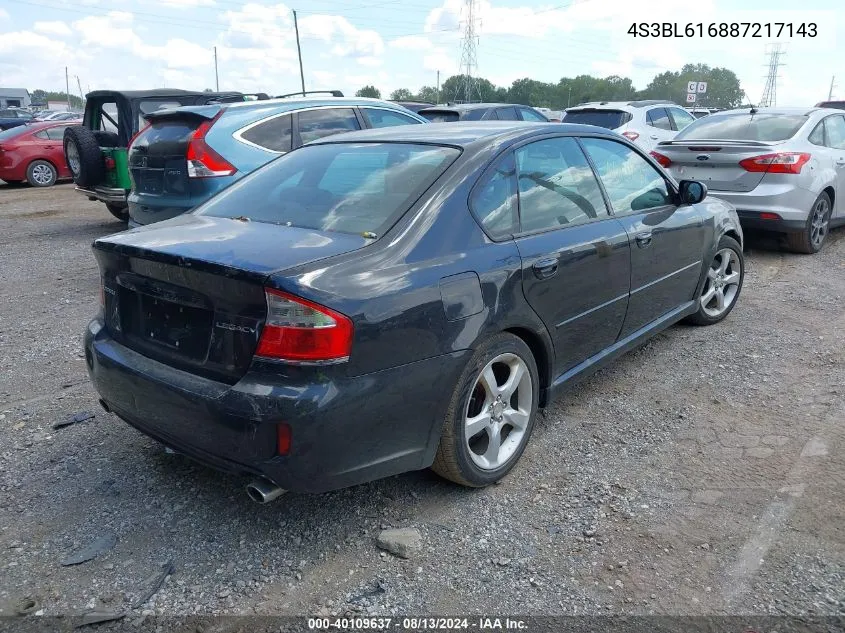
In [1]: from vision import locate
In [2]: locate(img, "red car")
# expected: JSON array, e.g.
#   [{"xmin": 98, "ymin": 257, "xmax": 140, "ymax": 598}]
[{"xmin": 0, "ymin": 122, "xmax": 73, "ymax": 187}]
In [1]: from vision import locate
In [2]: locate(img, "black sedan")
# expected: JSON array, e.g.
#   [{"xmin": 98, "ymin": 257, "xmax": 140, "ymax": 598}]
[{"xmin": 84, "ymin": 122, "xmax": 744, "ymax": 500}]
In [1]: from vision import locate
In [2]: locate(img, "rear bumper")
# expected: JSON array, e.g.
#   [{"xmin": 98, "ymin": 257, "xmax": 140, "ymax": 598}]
[
  {"xmin": 77, "ymin": 185, "xmax": 127, "ymax": 205},
  {"xmin": 127, "ymin": 199, "xmax": 193, "ymax": 226},
  {"xmin": 84, "ymin": 318, "xmax": 469, "ymax": 493},
  {"xmin": 708, "ymin": 185, "xmax": 816, "ymax": 232}
]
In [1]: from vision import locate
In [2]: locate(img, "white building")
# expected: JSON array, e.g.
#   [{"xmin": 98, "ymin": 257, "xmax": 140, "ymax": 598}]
[{"xmin": 0, "ymin": 88, "xmax": 31, "ymax": 109}]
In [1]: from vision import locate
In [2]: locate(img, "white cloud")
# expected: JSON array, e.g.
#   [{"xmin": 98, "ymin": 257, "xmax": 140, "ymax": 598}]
[
  {"xmin": 423, "ymin": 47, "xmax": 453, "ymax": 73},
  {"xmin": 357, "ymin": 56, "xmax": 383, "ymax": 68},
  {"xmin": 299, "ymin": 14, "xmax": 383, "ymax": 59},
  {"xmin": 34, "ymin": 21, "xmax": 73, "ymax": 37},
  {"xmin": 389, "ymin": 35, "xmax": 432, "ymax": 51},
  {"xmin": 157, "ymin": 0, "xmax": 215, "ymax": 8},
  {"xmin": 0, "ymin": 8, "xmax": 9, "ymax": 21}
]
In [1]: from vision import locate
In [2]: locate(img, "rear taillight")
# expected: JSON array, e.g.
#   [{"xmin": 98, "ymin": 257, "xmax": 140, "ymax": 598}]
[
  {"xmin": 255, "ymin": 288, "xmax": 353, "ymax": 363},
  {"xmin": 128, "ymin": 122, "xmax": 150, "ymax": 150},
  {"xmin": 186, "ymin": 113, "xmax": 236, "ymax": 178},
  {"xmin": 739, "ymin": 152, "xmax": 811, "ymax": 175},
  {"xmin": 622, "ymin": 130, "xmax": 640, "ymax": 141},
  {"xmin": 759, "ymin": 212, "xmax": 782, "ymax": 220},
  {"xmin": 650, "ymin": 151, "xmax": 672, "ymax": 168}
]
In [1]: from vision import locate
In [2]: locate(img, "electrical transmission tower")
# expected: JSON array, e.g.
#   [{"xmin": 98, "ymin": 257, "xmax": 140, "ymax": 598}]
[
  {"xmin": 759, "ymin": 44, "xmax": 785, "ymax": 107},
  {"xmin": 456, "ymin": 0, "xmax": 481, "ymax": 103}
]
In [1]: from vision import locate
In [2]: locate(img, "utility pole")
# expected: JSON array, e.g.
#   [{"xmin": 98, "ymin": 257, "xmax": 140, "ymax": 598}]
[
  {"xmin": 759, "ymin": 43, "xmax": 785, "ymax": 108},
  {"xmin": 65, "ymin": 66, "xmax": 71, "ymax": 110},
  {"xmin": 436, "ymin": 70, "xmax": 440, "ymax": 103},
  {"xmin": 293, "ymin": 10, "xmax": 306, "ymax": 95},
  {"xmin": 828, "ymin": 75, "xmax": 836, "ymax": 101},
  {"xmin": 75, "ymin": 76, "xmax": 84, "ymax": 109},
  {"xmin": 457, "ymin": 0, "xmax": 480, "ymax": 103},
  {"xmin": 567, "ymin": 86, "xmax": 572, "ymax": 107},
  {"xmin": 214, "ymin": 46, "xmax": 219, "ymax": 91}
]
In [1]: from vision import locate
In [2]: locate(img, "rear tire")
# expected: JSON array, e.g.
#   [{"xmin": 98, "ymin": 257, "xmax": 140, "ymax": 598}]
[
  {"xmin": 26, "ymin": 160, "xmax": 57, "ymax": 187},
  {"xmin": 64, "ymin": 126, "xmax": 104, "ymax": 188},
  {"xmin": 786, "ymin": 191, "xmax": 831, "ymax": 254},
  {"xmin": 686, "ymin": 235, "xmax": 744, "ymax": 326},
  {"xmin": 432, "ymin": 333, "xmax": 539, "ymax": 487},
  {"xmin": 106, "ymin": 203, "xmax": 129, "ymax": 222}
]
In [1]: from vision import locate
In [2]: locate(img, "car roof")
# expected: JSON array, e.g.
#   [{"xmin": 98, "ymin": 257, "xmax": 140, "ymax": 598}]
[
  {"xmin": 308, "ymin": 121, "xmax": 613, "ymax": 148},
  {"xmin": 418, "ymin": 103, "xmax": 525, "ymax": 113},
  {"xmin": 85, "ymin": 89, "xmax": 245, "ymax": 100},
  {"xmin": 567, "ymin": 100, "xmax": 676, "ymax": 111},
  {"xmin": 221, "ymin": 96, "xmax": 416, "ymax": 111},
  {"xmin": 713, "ymin": 106, "xmax": 821, "ymax": 116}
]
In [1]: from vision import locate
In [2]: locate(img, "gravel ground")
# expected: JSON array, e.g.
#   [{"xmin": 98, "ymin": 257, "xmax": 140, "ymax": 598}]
[{"xmin": 0, "ymin": 183, "xmax": 842, "ymax": 627}]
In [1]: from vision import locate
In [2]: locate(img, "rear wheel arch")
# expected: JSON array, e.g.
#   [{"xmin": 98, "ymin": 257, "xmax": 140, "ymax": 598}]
[
  {"xmin": 822, "ymin": 185, "xmax": 835, "ymax": 211},
  {"xmin": 502, "ymin": 326, "xmax": 553, "ymax": 407}
]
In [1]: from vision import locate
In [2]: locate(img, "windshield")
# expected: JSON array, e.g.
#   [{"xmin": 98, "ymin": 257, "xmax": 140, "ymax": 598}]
[
  {"xmin": 675, "ymin": 113, "xmax": 808, "ymax": 141},
  {"xmin": 197, "ymin": 142, "xmax": 460, "ymax": 236},
  {"xmin": 562, "ymin": 109, "xmax": 632, "ymax": 129}
]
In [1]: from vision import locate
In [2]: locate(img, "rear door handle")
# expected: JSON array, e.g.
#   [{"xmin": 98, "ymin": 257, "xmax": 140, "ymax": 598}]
[
  {"xmin": 635, "ymin": 231, "xmax": 653, "ymax": 248},
  {"xmin": 836, "ymin": 158, "xmax": 845, "ymax": 166},
  {"xmin": 649, "ymin": 135, "xmax": 659, "ymax": 140},
  {"xmin": 532, "ymin": 257, "xmax": 559, "ymax": 279}
]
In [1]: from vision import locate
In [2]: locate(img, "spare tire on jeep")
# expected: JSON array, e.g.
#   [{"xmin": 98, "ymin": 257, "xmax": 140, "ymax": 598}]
[{"xmin": 64, "ymin": 126, "xmax": 104, "ymax": 188}]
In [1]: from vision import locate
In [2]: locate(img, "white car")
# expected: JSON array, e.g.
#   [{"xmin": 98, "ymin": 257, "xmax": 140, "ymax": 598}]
[{"xmin": 562, "ymin": 100, "xmax": 697, "ymax": 151}]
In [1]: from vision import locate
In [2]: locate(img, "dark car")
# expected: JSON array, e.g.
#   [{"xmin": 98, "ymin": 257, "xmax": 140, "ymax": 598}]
[
  {"xmin": 815, "ymin": 100, "xmax": 845, "ymax": 110},
  {"xmin": 418, "ymin": 103, "xmax": 549, "ymax": 122},
  {"xmin": 390, "ymin": 101, "xmax": 435, "ymax": 113},
  {"xmin": 84, "ymin": 122, "xmax": 744, "ymax": 501},
  {"xmin": 64, "ymin": 89, "xmax": 261, "ymax": 220},
  {"xmin": 0, "ymin": 108, "xmax": 34, "ymax": 131}
]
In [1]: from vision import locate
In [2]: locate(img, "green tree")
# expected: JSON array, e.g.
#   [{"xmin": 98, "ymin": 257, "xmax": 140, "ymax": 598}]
[
  {"xmin": 31, "ymin": 89, "xmax": 83, "ymax": 109},
  {"xmin": 415, "ymin": 85, "xmax": 439, "ymax": 103},
  {"xmin": 390, "ymin": 88, "xmax": 413, "ymax": 101},
  {"xmin": 638, "ymin": 64, "xmax": 743, "ymax": 109},
  {"xmin": 355, "ymin": 85, "xmax": 381, "ymax": 99},
  {"xmin": 440, "ymin": 74, "xmax": 499, "ymax": 103}
]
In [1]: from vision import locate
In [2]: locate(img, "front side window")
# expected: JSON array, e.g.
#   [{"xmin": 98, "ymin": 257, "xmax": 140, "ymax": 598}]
[
  {"xmin": 646, "ymin": 108, "xmax": 673, "ymax": 130},
  {"xmin": 515, "ymin": 137, "xmax": 608, "ymax": 232},
  {"xmin": 240, "ymin": 114, "xmax": 293, "ymax": 152},
  {"xmin": 362, "ymin": 108, "xmax": 421, "ymax": 128},
  {"xmin": 824, "ymin": 115, "xmax": 845, "ymax": 149},
  {"xmin": 668, "ymin": 108, "xmax": 696, "ymax": 131},
  {"xmin": 580, "ymin": 137, "xmax": 673, "ymax": 214},
  {"xmin": 46, "ymin": 126, "xmax": 69, "ymax": 140},
  {"xmin": 198, "ymin": 142, "xmax": 459, "ymax": 237},
  {"xmin": 298, "ymin": 108, "xmax": 360, "ymax": 144},
  {"xmin": 471, "ymin": 153, "xmax": 518, "ymax": 239}
]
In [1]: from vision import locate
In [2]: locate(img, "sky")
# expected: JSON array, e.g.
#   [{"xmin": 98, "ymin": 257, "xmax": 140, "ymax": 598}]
[{"xmin": 0, "ymin": 0, "xmax": 841, "ymax": 106}]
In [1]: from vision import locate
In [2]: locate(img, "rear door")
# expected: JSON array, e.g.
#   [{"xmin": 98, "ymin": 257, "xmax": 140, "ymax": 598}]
[
  {"xmin": 811, "ymin": 114, "xmax": 845, "ymax": 218},
  {"xmin": 508, "ymin": 136, "xmax": 631, "ymax": 375},
  {"xmin": 581, "ymin": 136, "xmax": 706, "ymax": 336},
  {"xmin": 643, "ymin": 107, "xmax": 675, "ymax": 150}
]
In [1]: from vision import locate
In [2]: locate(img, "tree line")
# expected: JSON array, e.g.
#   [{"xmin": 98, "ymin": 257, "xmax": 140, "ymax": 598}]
[{"xmin": 356, "ymin": 63, "xmax": 745, "ymax": 110}]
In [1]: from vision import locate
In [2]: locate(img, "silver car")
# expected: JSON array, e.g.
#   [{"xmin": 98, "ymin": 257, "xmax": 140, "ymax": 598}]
[{"xmin": 650, "ymin": 107, "xmax": 845, "ymax": 253}]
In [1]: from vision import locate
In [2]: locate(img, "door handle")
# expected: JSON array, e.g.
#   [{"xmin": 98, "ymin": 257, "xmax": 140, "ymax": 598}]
[
  {"xmin": 43, "ymin": 145, "xmax": 54, "ymax": 149},
  {"xmin": 635, "ymin": 231, "xmax": 653, "ymax": 248},
  {"xmin": 836, "ymin": 158, "xmax": 845, "ymax": 166},
  {"xmin": 650, "ymin": 135, "xmax": 659, "ymax": 140},
  {"xmin": 532, "ymin": 257, "xmax": 559, "ymax": 279}
]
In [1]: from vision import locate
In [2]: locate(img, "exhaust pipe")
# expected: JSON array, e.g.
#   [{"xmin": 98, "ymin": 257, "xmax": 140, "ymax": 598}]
[{"xmin": 246, "ymin": 478, "xmax": 286, "ymax": 504}]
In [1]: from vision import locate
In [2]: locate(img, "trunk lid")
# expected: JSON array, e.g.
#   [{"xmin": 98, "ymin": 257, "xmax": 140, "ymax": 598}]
[
  {"xmin": 656, "ymin": 140, "xmax": 787, "ymax": 192},
  {"xmin": 94, "ymin": 215, "xmax": 369, "ymax": 383},
  {"xmin": 128, "ymin": 107, "xmax": 219, "ymax": 199}
]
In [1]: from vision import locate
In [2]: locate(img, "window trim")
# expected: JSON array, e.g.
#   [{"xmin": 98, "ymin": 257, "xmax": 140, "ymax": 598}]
[
  {"xmin": 234, "ymin": 105, "xmax": 358, "ymax": 154},
  {"xmin": 646, "ymin": 107, "xmax": 673, "ymax": 131},
  {"xmin": 468, "ymin": 152, "xmax": 519, "ymax": 241},
  {"xmin": 576, "ymin": 135, "xmax": 679, "ymax": 217}
]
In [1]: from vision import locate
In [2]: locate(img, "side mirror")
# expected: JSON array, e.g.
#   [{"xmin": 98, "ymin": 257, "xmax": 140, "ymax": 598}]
[{"xmin": 678, "ymin": 180, "xmax": 707, "ymax": 205}]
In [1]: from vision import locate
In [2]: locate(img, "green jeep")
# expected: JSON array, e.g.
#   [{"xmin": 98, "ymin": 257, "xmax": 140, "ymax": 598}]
[{"xmin": 63, "ymin": 89, "xmax": 265, "ymax": 221}]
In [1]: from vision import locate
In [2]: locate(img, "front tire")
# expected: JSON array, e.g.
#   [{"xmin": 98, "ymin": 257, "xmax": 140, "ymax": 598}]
[
  {"xmin": 786, "ymin": 191, "xmax": 831, "ymax": 254},
  {"xmin": 106, "ymin": 203, "xmax": 129, "ymax": 222},
  {"xmin": 432, "ymin": 333, "xmax": 539, "ymax": 487},
  {"xmin": 686, "ymin": 235, "xmax": 744, "ymax": 326},
  {"xmin": 26, "ymin": 160, "xmax": 57, "ymax": 187}
]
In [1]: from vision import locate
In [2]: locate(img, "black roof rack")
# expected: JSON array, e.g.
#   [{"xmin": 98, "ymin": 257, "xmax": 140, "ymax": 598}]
[
  {"xmin": 626, "ymin": 99, "xmax": 674, "ymax": 107},
  {"xmin": 274, "ymin": 90, "xmax": 344, "ymax": 99}
]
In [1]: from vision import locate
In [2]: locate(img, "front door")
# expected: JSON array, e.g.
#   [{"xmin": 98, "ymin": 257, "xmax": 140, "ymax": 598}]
[
  {"xmin": 580, "ymin": 136, "xmax": 706, "ymax": 337},
  {"xmin": 512, "ymin": 136, "xmax": 631, "ymax": 375}
]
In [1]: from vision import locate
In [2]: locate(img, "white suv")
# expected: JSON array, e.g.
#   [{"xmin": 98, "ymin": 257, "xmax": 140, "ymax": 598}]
[{"xmin": 562, "ymin": 100, "xmax": 697, "ymax": 151}]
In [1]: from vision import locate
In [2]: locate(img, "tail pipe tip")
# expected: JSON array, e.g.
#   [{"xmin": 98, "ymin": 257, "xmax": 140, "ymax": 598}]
[{"xmin": 246, "ymin": 478, "xmax": 286, "ymax": 504}]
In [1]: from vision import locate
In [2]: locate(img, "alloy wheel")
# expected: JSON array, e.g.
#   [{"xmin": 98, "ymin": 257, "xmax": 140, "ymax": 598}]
[
  {"xmin": 810, "ymin": 196, "xmax": 830, "ymax": 249},
  {"xmin": 31, "ymin": 164, "xmax": 54, "ymax": 185},
  {"xmin": 66, "ymin": 141, "xmax": 80, "ymax": 176},
  {"xmin": 464, "ymin": 353, "xmax": 533, "ymax": 470},
  {"xmin": 700, "ymin": 248, "xmax": 742, "ymax": 318}
]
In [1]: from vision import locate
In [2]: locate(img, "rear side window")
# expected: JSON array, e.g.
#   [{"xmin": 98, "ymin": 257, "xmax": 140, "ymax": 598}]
[
  {"xmin": 362, "ymin": 108, "xmax": 422, "ymax": 128},
  {"xmin": 824, "ymin": 115, "xmax": 845, "ymax": 149},
  {"xmin": 562, "ymin": 109, "xmax": 632, "ymax": 129},
  {"xmin": 298, "ymin": 108, "xmax": 360, "ymax": 144},
  {"xmin": 471, "ymin": 153, "xmax": 518, "ymax": 239},
  {"xmin": 240, "ymin": 114, "xmax": 293, "ymax": 152},
  {"xmin": 198, "ymin": 142, "xmax": 460, "ymax": 236},
  {"xmin": 45, "ymin": 126, "xmax": 68, "ymax": 141},
  {"xmin": 676, "ymin": 113, "xmax": 808, "ymax": 141},
  {"xmin": 520, "ymin": 108, "xmax": 548, "ymax": 122},
  {"xmin": 646, "ymin": 108, "xmax": 673, "ymax": 130},
  {"xmin": 495, "ymin": 107, "xmax": 519, "ymax": 121},
  {"xmin": 515, "ymin": 137, "xmax": 608, "ymax": 232},
  {"xmin": 34, "ymin": 130, "xmax": 50, "ymax": 140},
  {"xmin": 420, "ymin": 110, "xmax": 459, "ymax": 122}
]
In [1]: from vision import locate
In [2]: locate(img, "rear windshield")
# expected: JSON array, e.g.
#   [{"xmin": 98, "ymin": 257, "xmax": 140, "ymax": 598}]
[
  {"xmin": 420, "ymin": 110, "xmax": 460, "ymax": 123},
  {"xmin": 0, "ymin": 125, "xmax": 31, "ymax": 141},
  {"xmin": 562, "ymin": 109, "xmax": 632, "ymax": 129},
  {"xmin": 197, "ymin": 142, "xmax": 460, "ymax": 237},
  {"xmin": 675, "ymin": 113, "xmax": 808, "ymax": 141}
]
